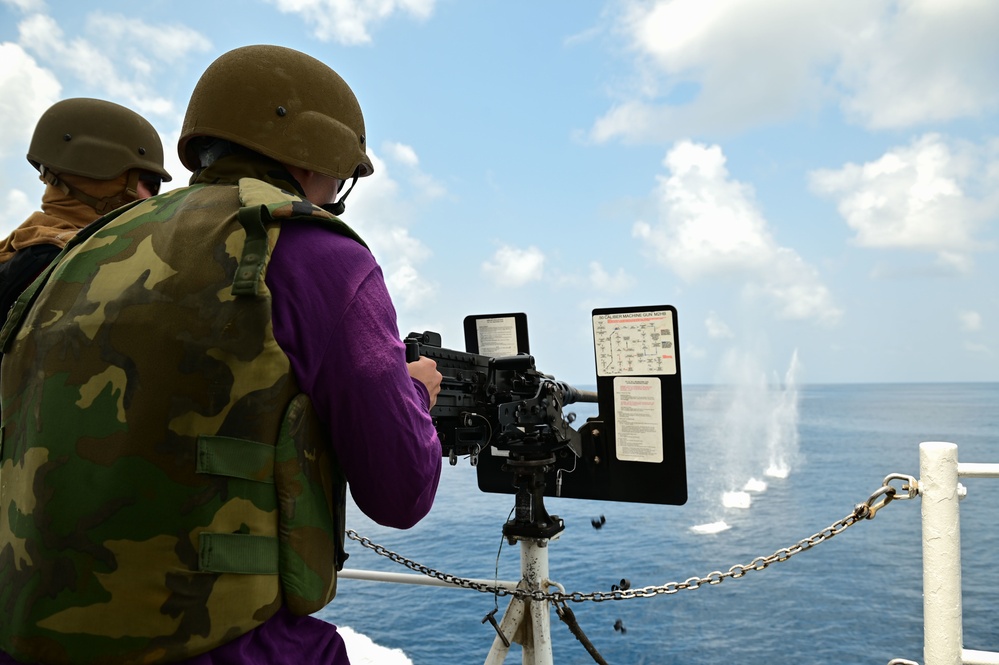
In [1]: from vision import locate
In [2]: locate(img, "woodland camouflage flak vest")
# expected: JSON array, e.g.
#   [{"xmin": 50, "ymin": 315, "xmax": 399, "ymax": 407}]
[{"xmin": 0, "ymin": 178, "xmax": 363, "ymax": 664}]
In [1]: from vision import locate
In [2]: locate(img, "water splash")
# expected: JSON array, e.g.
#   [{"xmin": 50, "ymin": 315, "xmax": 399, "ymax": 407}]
[
  {"xmin": 722, "ymin": 491, "xmax": 752, "ymax": 509},
  {"xmin": 764, "ymin": 349, "xmax": 800, "ymax": 479},
  {"xmin": 690, "ymin": 521, "xmax": 731, "ymax": 535},
  {"xmin": 692, "ymin": 348, "xmax": 801, "ymax": 533}
]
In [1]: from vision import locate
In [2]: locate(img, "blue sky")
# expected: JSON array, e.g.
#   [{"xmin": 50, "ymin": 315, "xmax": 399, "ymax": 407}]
[{"xmin": 2, "ymin": 0, "xmax": 998, "ymax": 386}]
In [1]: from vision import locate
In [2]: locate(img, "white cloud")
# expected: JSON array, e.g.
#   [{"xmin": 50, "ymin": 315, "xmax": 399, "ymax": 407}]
[
  {"xmin": 964, "ymin": 341, "xmax": 993, "ymax": 355},
  {"xmin": 593, "ymin": 0, "xmax": 999, "ymax": 142},
  {"xmin": 836, "ymin": 0, "xmax": 999, "ymax": 129},
  {"xmin": 84, "ymin": 13, "xmax": 212, "ymax": 66},
  {"xmin": 0, "ymin": 42, "xmax": 60, "ymax": 157},
  {"xmin": 809, "ymin": 133, "xmax": 999, "ymax": 268},
  {"xmin": 0, "ymin": 188, "xmax": 35, "ymax": 238},
  {"xmin": 959, "ymin": 309, "xmax": 983, "ymax": 333},
  {"xmin": 588, "ymin": 261, "xmax": 634, "ymax": 293},
  {"xmin": 2, "ymin": 0, "xmax": 44, "ymax": 11},
  {"xmin": 705, "ymin": 311, "xmax": 734, "ymax": 339},
  {"xmin": 935, "ymin": 251, "xmax": 975, "ymax": 276},
  {"xmin": 266, "ymin": 0, "xmax": 435, "ymax": 46},
  {"xmin": 635, "ymin": 140, "xmax": 841, "ymax": 324},
  {"xmin": 157, "ymin": 127, "xmax": 187, "ymax": 192},
  {"xmin": 347, "ymin": 149, "xmax": 436, "ymax": 310},
  {"xmin": 381, "ymin": 141, "xmax": 446, "ymax": 200},
  {"xmin": 17, "ymin": 13, "xmax": 210, "ymax": 116},
  {"xmin": 482, "ymin": 245, "xmax": 545, "ymax": 287},
  {"xmin": 384, "ymin": 142, "xmax": 420, "ymax": 167}
]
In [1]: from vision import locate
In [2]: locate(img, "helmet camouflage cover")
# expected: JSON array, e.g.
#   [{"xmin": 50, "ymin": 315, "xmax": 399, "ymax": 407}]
[
  {"xmin": 26, "ymin": 98, "xmax": 171, "ymax": 181},
  {"xmin": 178, "ymin": 44, "xmax": 374, "ymax": 181}
]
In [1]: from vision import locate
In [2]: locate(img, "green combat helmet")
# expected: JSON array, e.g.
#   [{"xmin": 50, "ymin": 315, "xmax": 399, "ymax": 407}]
[
  {"xmin": 26, "ymin": 97, "xmax": 172, "ymax": 213},
  {"xmin": 178, "ymin": 44, "xmax": 373, "ymax": 214}
]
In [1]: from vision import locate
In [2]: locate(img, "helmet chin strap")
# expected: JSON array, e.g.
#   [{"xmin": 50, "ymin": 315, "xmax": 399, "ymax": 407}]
[
  {"xmin": 322, "ymin": 175, "xmax": 358, "ymax": 217},
  {"xmin": 39, "ymin": 166, "xmax": 140, "ymax": 215}
]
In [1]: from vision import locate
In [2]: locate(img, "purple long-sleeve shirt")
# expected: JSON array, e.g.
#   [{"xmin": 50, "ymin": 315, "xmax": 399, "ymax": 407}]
[
  {"xmin": 0, "ymin": 221, "xmax": 441, "ymax": 665},
  {"xmin": 267, "ymin": 222, "xmax": 441, "ymax": 529}
]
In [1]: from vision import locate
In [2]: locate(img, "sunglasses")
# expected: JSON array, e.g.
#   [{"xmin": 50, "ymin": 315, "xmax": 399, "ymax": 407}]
[{"xmin": 138, "ymin": 175, "xmax": 162, "ymax": 196}]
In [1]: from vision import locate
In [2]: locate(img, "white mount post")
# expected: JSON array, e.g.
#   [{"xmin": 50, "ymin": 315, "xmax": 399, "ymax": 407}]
[{"xmin": 483, "ymin": 536, "xmax": 556, "ymax": 665}]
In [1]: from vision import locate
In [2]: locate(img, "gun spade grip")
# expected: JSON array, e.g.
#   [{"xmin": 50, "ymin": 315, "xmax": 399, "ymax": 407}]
[{"xmin": 405, "ymin": 340, "xmax": 420, "ymax": 363}]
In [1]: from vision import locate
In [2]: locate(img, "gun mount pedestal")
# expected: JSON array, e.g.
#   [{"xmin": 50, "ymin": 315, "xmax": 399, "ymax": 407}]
[
  {"xmin": 502, "ymin": 454, "xmax": 565, "ymax": 541},
  {"xmin": 484, "ymin": 455, "xmax": 564, "ymax": 665}
]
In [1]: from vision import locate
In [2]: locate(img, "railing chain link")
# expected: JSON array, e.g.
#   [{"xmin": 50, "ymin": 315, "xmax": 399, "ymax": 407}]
[{"xmin": 346, "ymin": 473, "xmax": 918, "ymax": 604}]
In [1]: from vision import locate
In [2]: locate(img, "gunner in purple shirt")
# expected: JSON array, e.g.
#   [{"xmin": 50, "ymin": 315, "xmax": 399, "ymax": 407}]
[
  {"xmin": 171, "ymin": 44, "xmax": 445, "ymax": 665},
  {"xmin": 0, "ymin": 45, "xmax": 441, "ymax": 665}
]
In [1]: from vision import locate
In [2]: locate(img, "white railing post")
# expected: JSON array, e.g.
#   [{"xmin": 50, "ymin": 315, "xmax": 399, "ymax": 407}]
[{"xmin": 920, "ymin": 441, "xmax": 963, "ymax": 665}]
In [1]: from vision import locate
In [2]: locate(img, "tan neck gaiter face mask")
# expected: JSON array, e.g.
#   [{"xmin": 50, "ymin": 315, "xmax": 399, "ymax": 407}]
[{"xmin": 0, "ymin": 172, "xmax": 132, "ymax": 263}]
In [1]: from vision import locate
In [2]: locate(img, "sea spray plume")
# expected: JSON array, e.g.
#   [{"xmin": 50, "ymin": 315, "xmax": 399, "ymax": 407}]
[
  {"xmin": 690, "ymin": 348, "xmax": 802, "ymax": 534},
  {"xmin": 765, "ymin": 348, "xmax": 801, "ymax": 479}
]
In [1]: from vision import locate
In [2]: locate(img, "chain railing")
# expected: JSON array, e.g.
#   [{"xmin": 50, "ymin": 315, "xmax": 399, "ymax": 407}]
[{"xmin": 346, "ymin": 473, "xmax": 919, "ymax": 605}]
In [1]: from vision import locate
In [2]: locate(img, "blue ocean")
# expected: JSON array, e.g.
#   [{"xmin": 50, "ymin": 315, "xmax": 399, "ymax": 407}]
[{"xmin": 321, "ymin": 382, "xmax": 999, "ymax": 664}]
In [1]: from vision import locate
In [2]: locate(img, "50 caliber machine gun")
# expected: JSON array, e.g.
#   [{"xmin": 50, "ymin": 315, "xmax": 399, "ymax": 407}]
[
  {"xmin": 405, "ymin": 330, "xmax": 597, "ymax": 538},
  {"xmin": 404, "ymin": 330, "xmax": 597, "ymax": 465}
]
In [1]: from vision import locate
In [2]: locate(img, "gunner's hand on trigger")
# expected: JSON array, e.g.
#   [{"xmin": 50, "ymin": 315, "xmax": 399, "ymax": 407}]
[{"xmin": 407, "ymin": 356, "xmax": 442, "ymax": 409}]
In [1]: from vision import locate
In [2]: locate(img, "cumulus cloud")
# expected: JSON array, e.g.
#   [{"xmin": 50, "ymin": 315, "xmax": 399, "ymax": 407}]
[
  {"xmin": 809, "ymin": 133, "xmax": 999, "ymax": 269},
  {"xmin": 959, "ymin": 310, "xmax": 983, "ymax": 333},
  {"xmin": 0, "ymin": 42, "xmax": 60, "ymax": 157},
  {"xmin": 2, "ymin": 0, "xmax": 44, "ymax": 11},
  {"xmin": 381, "ymin": 141, "xmax": 446, "ymax": 200},
  {"xmin": 84, "ymin": 13, "xmax": 212, "ymax": 66},
  {"xmin": 347, "ymin": 148, "xmax": 439, "ymax": 310},
  {"xmin": 593, "ymin": 0, "xmax": 999, "ymax": 142},
  {"xmin": 384, "ymin": 142, "xmax": 420, "ymax": 167},
  {"xmin": 482, "ymin": 245, "xmax": 545, "ymax": 287},
  {"xmin": 0, "ymin": 188, "xmax": 35, "ymax": 238},
  {"xmin": 836, "ymin": 0, "xmax": 999, "ymax": 129},
  {"xmin": 588, "ymin": 261, "xmax": 634, "ymax": 293},
  {"xmin": 17, "ymin": 13, "xmax": 210, "ymax": 116},
  {"xmin": 705, "ymin": 311, "xmax": 734, "ymax": 339},
  {"xmin": 964, "ymin": 341, "xmax": 993, "ymax": 356},
  {"xmin": 634, "ymin": 140, "xmax": 841, "ymax": 323},
  {"xmin": 266, "ymin": 0, "xmax": 435, "ymax": 45}
]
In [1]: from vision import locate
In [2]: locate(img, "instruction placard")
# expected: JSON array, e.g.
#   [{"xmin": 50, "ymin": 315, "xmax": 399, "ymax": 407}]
[
  {"xmin": 475, "ymin": 317, "xmax": 519, "ymax": 357},
  {"xmin": 613, "ymin": 377, "xmax": 664, "ymax": 463},
  {"xmin": 593, "ymin": 310, "xmax": 676, "ymax": 377}
]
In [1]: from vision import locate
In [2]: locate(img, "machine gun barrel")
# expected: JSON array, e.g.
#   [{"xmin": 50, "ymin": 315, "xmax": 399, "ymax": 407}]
[{"xmin": 549, "ymin": 380, "xmax": 598, "ymax": 405}]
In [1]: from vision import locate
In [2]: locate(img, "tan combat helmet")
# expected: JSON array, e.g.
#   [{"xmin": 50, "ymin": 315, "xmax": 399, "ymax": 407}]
[
  {"xmin": 178, "ymin": 44, "xmax": 373, "ymax": 212},
  {"xmin": 27, "ymin": 98, "xmax": 171, "ymax": 213}
]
